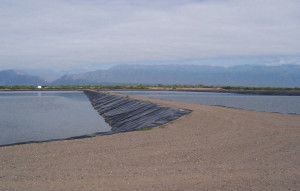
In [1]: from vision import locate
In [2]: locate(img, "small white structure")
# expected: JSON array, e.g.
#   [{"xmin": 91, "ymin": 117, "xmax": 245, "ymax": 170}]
[{"xmin": 37, "ymin": 86, "xmax": 42, "ymax": 89}]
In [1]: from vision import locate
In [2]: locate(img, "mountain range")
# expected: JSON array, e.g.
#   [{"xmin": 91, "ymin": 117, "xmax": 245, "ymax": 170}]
[
  {"xmin": 1, "ymin": 64, "xmax": 300, "ymax": 87},
  {"xmin": 52, "ymin": 64, "xmax": 300, "ymax": 87}
]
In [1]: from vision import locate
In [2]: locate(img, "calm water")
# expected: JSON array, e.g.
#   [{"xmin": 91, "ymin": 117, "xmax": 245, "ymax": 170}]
[
  {"xmin": 0, "ymin": 91, "xmax": 111, "ymax": 146},
  {"xmin": 112, "ymin": 90, "xmax": 300, "ymax": 115}
]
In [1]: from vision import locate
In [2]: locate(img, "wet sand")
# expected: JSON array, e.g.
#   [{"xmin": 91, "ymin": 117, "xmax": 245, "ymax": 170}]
[{"xmin": 1, "ymin": 94, "xmax": 300, "ymax": 190}]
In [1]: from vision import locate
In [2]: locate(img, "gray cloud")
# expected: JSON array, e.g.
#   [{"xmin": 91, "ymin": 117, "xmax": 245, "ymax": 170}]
[{"xmin": 0, "ymin": 0, "xmax": 300, "ymax": 69}]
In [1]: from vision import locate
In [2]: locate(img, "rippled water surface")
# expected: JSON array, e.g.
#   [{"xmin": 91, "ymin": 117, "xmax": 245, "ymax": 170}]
[
  {"xmin": 0, "ymin": 91, "xmax": 110, "ymax": 146},
  {"xmin": 112, "ymin": 90, "xmax": 300, "ymax": 114}
]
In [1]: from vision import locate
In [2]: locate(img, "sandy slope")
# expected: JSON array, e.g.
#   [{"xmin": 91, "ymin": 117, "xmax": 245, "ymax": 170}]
[{"xmin": 1, "ymin": 94, "xmax": 299, "ymax": 191}]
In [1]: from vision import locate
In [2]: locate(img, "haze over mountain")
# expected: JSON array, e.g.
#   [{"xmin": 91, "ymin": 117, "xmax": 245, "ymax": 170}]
[
  {"xmin": 0, "ymin": 70, "xmax": 46, "ymax": 86},
  {"xmin": 52, "ymin": 64, "xmax": 300, "ymax": 87}
]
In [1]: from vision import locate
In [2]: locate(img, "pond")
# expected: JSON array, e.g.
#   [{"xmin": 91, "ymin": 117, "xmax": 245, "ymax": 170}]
[
  {"xmin": 0, "ymin": 91, "xmax": 111, "ymax": 146},
  {"xmin": 111, "ymin": 90, "xmax": 300, "ymax": 115}
]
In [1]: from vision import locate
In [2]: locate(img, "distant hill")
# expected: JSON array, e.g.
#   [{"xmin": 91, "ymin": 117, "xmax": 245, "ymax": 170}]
[
  {"xmin": 52, "ymin": 64, "xmax": 300, "ymax": 87},
  {"xmin": 0, "ymin": 70, "xmax": 46, "ymax": 86},
  {"xmin": 2, "ymin": 65, "xmax": 299, "ymax": 87}
]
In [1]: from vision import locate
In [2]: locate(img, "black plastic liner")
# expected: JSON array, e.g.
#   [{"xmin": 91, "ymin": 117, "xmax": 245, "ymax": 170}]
[{"xmin": 84, "ymin": 90, "xmax": 192, "ymax": 132}]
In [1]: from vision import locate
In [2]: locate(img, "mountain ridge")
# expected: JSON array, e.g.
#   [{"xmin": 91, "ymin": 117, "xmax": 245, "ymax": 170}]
[
  {"xmin": 1, "ymin": 64, "xmax": 299, "ymax": 87},
  {"xmin": 52, "ymin": 64, "xmax": 300, "ymax": 87}
]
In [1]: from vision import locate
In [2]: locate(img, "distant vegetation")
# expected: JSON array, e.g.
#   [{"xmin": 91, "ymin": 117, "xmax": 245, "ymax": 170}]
[
  {"xmin": 0, "ymin": 85, "xmax": 37, "ymax": 89},
  {"xmin": 221, "ymin": 86, "xmax": 300, "ymax": 91},
  {"xmin": 0, "ymin": 84, "xmax": 299, "ymax": 91}
]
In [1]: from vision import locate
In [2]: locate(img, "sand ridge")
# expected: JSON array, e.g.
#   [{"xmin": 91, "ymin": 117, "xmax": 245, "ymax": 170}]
[{"xmin": 0, "ymin": 94, "xmax": 300, "ymax": 190}]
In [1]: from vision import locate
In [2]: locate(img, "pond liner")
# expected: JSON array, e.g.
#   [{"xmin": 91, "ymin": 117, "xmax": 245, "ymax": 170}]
[{"xmin": 84, "ymin": 90, "xmax": 192, "ymax": 132}]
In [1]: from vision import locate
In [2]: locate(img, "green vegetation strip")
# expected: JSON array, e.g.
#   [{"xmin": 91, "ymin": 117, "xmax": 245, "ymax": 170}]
[
  {"xmin": 138, "ymin": 126, "xmax": 154, "ymax": 131},
  {"xmin": 0, "ymin": 85, "xmax": 299, "ymax": 91}
]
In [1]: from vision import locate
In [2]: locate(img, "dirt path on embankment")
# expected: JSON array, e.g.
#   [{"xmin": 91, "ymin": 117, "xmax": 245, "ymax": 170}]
[{"xmin": 1, "ymin": 94, "xmax": 300, "ymax": 191}]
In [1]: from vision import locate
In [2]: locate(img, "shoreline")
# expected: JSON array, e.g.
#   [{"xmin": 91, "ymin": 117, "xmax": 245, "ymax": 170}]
[
  {"xmin": 1, "ymin": 95, "xmax": 300, "ymax": 190},
  {"xmin": 114, "ymin": 88, "xmax": 300, "ymax": 96},
  {"xmin": 1, "ymin": 88, "xmax": 300, "ymax": 96}
]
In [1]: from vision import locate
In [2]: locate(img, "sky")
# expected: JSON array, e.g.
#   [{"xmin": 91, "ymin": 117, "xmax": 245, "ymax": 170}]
[{"xmin": 0, "ymin": 0, "xmax": 300, "ymax": 71}]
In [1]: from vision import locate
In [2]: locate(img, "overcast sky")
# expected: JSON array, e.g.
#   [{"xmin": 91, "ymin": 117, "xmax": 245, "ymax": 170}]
[{"xmin": 0, "ymin": 0, "xmax": 300, "ymax": 70}]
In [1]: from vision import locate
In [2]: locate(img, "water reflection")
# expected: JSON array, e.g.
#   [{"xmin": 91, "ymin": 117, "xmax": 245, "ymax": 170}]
[
  {"xmin": 0, "ymin": 91, "xmax": 111, "ymax": 146},
  {"xmin": 0, "ymin": 91, "xmax": 87, "ymax": 101},
  {"xmin": 112, "ymin": 90, "xmax": 300, "ymax": 114}
]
